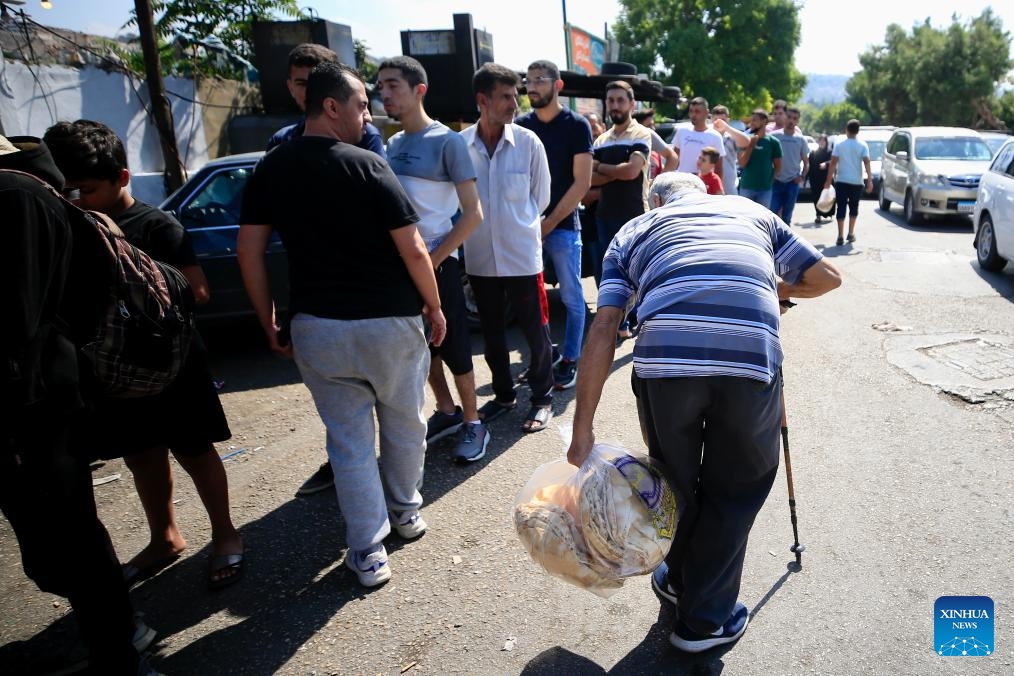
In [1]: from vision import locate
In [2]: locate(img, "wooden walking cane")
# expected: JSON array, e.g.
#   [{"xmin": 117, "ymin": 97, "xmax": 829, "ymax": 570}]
[{"xmin": 779, "ymin": 372, "xmax": 806, "ymax": 566}]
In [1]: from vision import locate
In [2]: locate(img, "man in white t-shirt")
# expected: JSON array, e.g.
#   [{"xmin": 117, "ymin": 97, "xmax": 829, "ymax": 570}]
[{"xmin": 672, "ymin": 97, "xmax": 725, "ymax": 177}]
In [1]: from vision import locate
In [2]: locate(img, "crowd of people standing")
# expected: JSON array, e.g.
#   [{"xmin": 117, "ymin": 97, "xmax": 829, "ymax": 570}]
[{"xmin": 3, "ymin": 45, "xmax": 852, "ymax": 672}]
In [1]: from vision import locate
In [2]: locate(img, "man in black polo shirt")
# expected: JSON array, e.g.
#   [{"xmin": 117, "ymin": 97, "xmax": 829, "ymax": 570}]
[
  {"xmin": 238, "ymin": 62, "xmax": 445, "ymax": 588},
  {"xmin": 515, "ymin": 59, "xmax": 593, "ymax": 389}
]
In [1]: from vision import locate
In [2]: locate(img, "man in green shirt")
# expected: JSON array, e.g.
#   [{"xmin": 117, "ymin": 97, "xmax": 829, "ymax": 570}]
[{"xmin": 736, "ymin": 109, "xmax": 782, "ymax": 209}]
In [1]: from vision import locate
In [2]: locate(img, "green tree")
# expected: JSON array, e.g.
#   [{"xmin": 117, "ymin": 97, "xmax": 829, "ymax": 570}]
[
  {"xmin": 611, "ymin": 0, "xmax": 805, "ymax": 117},
  {"xmin": 848, "ymin": 10, "xmax": 1011, "ymax": 127},
  {"xmin": 129, "ymin": 0, "xmax": 305, "ymax": 60},
  {"xmin": 354, "ymin": 39, "xmax": 377, "ymax": 82},
  {"xmin": 806, "ymin": 102, "xmax": 869, "ymax": 136}
]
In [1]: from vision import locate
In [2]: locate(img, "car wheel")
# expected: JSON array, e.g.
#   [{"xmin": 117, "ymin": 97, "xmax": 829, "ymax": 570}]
[
  {"xmin": 976, "ymin": 214, "xmax": 1008, "ymax": 272},
  {"xmin": 878, "ymin": 183, "xmax": 891, "ymax": 212},
  {"xmin": 903, "ymin": 191, "xmax": 924, "ymax": 225}
]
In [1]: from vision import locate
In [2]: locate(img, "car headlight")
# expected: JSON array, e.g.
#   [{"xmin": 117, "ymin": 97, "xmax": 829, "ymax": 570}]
[{"xmin": 917, "ymin": 173, "xmax": 948, "ymax": 186}]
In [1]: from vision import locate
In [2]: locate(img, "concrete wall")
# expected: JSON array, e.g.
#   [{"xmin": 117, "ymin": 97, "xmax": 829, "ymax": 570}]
[{"xmin": 0, "ymin": 60, "xmax": 258, "ymax": 204}]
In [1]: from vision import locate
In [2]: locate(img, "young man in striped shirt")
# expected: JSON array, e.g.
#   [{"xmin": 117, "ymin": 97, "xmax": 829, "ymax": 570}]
[{"xmin": 567, "ymin": 172, "xmax": 841, "ymax": 653}]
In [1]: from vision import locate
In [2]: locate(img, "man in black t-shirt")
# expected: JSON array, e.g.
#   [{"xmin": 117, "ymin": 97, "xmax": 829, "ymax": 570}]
[
  {"xmin": 515, "ymin": 60, "xmax": 593, "ymax": 391},
  {"xmin": 239, "ymin": 62, "xmax": 445, "ymax": 588}
]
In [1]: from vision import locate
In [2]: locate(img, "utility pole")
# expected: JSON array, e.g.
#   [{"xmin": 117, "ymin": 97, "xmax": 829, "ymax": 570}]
[{"xmin": 133, "ymin": 0, "xmax": 184, "ymax": 194}]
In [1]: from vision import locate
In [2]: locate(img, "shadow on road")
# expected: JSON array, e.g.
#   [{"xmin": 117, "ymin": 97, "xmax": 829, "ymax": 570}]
[
  {"xmin": 518, "ymin": 560, "xmax": 802, "ymax": 675},
  {"xmin": 967, "ymin": 261, "xmax": 1014, "ymax": 301}
]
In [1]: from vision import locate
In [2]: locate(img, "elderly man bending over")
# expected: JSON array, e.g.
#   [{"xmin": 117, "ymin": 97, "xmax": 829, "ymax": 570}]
[{"xmin": 567, "ymin": 172, "xmax": 841, "ymax": 653}]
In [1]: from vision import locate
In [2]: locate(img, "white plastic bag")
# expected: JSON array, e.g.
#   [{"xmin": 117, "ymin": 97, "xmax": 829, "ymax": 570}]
[
  {"xmin": 816, "ymin": 185, "xmax": 836, "ymax": 212},
  {"xmin": 512, "ymin": 443, "xmax": 678, "ymax": 597}
]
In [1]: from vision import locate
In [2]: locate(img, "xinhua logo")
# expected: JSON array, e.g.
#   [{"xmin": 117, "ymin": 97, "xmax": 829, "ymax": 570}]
[{"xmin": 934, "ymin": 596, "xmax": 993, "ymax": 656}]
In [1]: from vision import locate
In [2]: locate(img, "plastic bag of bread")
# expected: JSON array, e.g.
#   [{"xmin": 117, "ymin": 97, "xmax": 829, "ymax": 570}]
[{"xmin": 513, "ymin": 443, "xmax": 678, "ymax": 597}]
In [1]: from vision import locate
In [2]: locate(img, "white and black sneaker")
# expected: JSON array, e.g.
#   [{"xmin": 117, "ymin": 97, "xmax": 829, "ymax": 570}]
[
  {"xmin": 650, "ymin": 562, "xmax": 679, "ymax": 606},
  {"xmin": 669, "ymin": 602, "xmax": 750, "ymax": 653}
]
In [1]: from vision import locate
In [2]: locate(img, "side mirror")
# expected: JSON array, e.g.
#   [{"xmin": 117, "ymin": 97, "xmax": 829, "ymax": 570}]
[{"xmin": 896, "ymin": 151, "xmax": 909, "ymax": 162}]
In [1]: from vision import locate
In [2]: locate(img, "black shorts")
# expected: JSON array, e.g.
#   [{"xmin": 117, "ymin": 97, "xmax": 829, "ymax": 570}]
[
  {"xmin": 74, "ymin": 334, "xmax": 231, "ymax": 459},
  {"xmin": 431, "ymin": 256, "xmax": 473, "ymax": 376},
  {"xmin": 834, "ymin": 182, "xmax": 863, "ymax": 219}
]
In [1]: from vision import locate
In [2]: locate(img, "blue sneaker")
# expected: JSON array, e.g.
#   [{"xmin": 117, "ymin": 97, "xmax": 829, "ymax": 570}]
[
  {"xmin": 345, "ymin": 544, "xmax": 391, "ymax": 587},
  {"xmin": 669, "ymin": 602, "xmax": 750, "ymax": 653},
  {"xmin": 426, "ymin": 406, "xmax": 463, "ymax": 444},
  {"xmin": 452, "ymin": 422, "xmax": 490, "ymax": 463},
  {"xmin": 651, "ymin": 562, "xmax": 679, "ymax": 606}
]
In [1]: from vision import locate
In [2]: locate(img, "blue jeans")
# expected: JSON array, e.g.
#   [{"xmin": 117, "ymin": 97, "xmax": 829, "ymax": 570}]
[
  {"xmin": 738, "ymin": 187, "xmax": 772, "ymax": 209},
  {"xmin": 595, "ymin": 215, "xmax": 633, "ymax": 331},
  {"xmin": 543, "ymin": 228, "xmax": 586, "ymax": 361},
  {"xmin": 770, "ymin": 179, "xmax": 801, "ymax": 224}
]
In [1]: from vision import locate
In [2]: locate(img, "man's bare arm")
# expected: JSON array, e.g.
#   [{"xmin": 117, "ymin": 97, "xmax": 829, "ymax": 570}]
[
  {"xmin": 237, "ymin": 224, "xmax": 290, "ymax": 356},
  {"xmin": 390, "ymin": 224, "xmax": 447, "ymax": 347},
  {"xmin": 542, "ymin": 153, "xmax": 593, "ymax": 237},
  {"xmin": 430, "ymin": 180, "xmax": 483, "ymax": 269},
  {"xmin": 595, "ymin": 153, "xmax": 647, "ymax": 182},
  {"xmin": 778, "ymin": 258, "xmax": 842, "ymax": 300},
  {"xmin": 566, "ymin": 306, "xmax": 625, "ymax": 468}
]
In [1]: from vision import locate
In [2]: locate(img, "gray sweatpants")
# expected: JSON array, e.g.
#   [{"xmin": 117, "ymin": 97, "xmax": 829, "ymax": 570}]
[{"xmin": 291, "ymin": 313, "xmax": 429, "ymax": 551}]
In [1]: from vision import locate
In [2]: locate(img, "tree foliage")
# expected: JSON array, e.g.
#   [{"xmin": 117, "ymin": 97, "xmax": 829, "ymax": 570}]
[
  {"xmin": 129, "ymin": 0, "xmax": 305, "ymax": 60},
  {"xmin": 847, "ymin": 10, "xmax": 1012, "ymax": 128},
  {"xmin": 799, "ymin": 102, "xmax": 870, "ymax": 137},
  {"xmin": 611, "ymin": 0, "xmax": 806, "ymax": 118},
  {"xmin": 122, "ymin": 1, "xmax": 306, "ymax": 80}
]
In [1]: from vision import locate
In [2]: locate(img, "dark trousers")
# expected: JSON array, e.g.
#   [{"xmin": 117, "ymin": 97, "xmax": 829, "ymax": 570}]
[
  {"xmin": 1, "ymin": 405, "xmax": 138, "ymax": 674},
  {"xmin": 633, "ymin": 373, "xmax": 781, "ymax": 634},
  {"xmin": 468, "ymin": 274, "xmax": 553, "ymax": 407}
]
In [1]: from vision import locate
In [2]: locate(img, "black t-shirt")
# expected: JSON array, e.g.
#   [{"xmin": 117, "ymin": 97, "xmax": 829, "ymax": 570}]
[
  {"xmin": 515, "ymin": 108, "xmax": 593, "ymax": 231},
  {"xmin": 240, "ymin": 135, "xmax": 422, "ymax": 320},
  {"xmin": 114, "ymin": 199, "xmax": 199, "ymax": 269}
]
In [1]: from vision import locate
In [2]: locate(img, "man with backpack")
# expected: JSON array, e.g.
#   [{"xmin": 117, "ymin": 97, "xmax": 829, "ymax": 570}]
[
  {"xmin": 43, "ymin": 120, "xmax": 245, "ymax": 590},
  {"xmin": 1, "ymin": 134, "xmax": 159, "ymax": 674}
]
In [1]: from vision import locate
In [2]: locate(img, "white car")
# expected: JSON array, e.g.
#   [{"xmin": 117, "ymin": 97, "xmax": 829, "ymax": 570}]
[{"xmin": 973, "ymin": 138, "xmax": 1014, "ymax": 271}]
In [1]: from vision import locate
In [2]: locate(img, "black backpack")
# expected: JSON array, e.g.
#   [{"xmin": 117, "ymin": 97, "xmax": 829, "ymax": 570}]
[{"xmin": 2, "ymin": 169, "xmax": 196, "ymax": 398}]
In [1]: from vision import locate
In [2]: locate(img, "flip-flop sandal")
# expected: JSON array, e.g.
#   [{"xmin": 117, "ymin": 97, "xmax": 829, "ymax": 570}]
[
  {"xmin": 207, "ymin": 552, "xmax": 245, "ymax": 590},
  {"xmin": 522, "ymin": 405, "xmax": 553, "ymax": 433},
  {"xmin": 477, "ymin": 399, "xmax": 517, "ymax": 423},
  {"xmin": 122, "ymin": 553, "xmax": 182, "ymax": 588}
]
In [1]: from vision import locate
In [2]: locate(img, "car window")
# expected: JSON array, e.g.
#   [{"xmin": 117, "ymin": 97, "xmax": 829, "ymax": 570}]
[
  {"xmin": 866, "ymin": 140, "xmax": 886, "ymax": 161},
  {"xmin": 887, "ymin": 133, "xmax": 909, "ymax": 155},
  {"xmin": 994, "ymin": 143, "xmax": 1014, "ymax": 176},
  {"xmin": 179, "ymin": 166, "xmax": 253, "ymax": 229},
  {"xmin": 914, "ymin": 137, "xmax": 993, "ymax": 161}
]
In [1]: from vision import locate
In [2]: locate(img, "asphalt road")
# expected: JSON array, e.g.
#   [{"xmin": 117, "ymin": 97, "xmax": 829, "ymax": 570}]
[{"xmin": 2, "ymin": 198, "xmax": 1012, "ymax": 675}]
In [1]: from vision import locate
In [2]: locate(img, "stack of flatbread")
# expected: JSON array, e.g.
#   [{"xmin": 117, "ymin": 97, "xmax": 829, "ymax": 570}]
[{"xmin": 514, "ymin": 446, "xmax": 677, "ymax": 596}]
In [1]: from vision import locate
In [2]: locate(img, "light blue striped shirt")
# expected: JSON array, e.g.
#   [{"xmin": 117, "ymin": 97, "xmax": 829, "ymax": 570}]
[{"xmin": 599, "ymin": 193, "xmax": 822, "ymax": 382}]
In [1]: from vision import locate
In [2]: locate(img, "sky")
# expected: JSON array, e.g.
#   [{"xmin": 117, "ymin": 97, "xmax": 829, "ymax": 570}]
[{"xmin": 12, "ymin": 0, "xmax": 1014, "ymax": 76}]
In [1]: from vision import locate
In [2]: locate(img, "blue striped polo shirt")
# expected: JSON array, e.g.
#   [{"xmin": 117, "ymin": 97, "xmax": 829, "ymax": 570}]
[{"xmin": 598, "ymin": 192, "xmax": 822, "ymax": 382}]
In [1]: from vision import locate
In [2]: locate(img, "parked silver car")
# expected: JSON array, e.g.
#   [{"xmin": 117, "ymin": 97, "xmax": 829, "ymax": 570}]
[
  {"xmin": 972, "ymin": 138, "xmax": 1014, "ymax": 271},
  {"xmin": 878, "ymin": 127, "xmax": 994, "ymax": 224}
]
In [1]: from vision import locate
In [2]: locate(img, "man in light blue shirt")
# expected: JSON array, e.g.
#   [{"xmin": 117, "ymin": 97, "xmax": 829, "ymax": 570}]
[
  {"xmin": 825, "ymin": 119, "xmax": 873, "ymax": 245},
  {"xmin": 460, "ymin": 63, "xmax": 554, "ymax": 434}
]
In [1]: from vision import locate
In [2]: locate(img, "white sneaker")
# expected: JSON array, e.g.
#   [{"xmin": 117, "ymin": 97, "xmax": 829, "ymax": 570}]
[
  {"xmin": 345, "ymin": 544, "xmax": 391, "ymax": 587},
  {"xmin": 392, "ymin": 511, "xmax": 427, "ymax": 539}
]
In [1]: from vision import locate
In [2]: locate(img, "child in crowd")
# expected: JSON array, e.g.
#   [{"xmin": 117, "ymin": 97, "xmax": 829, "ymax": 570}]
[
  {"xmin": 43, "ymin": 120, "xmax": 245, "ymax": 590},
  {"xmin": 697, "ymin": 146, "xmax": 725, "ymax": 195}
]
